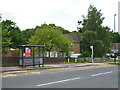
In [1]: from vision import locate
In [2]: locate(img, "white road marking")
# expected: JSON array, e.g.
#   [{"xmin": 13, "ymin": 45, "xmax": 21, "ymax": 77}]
[
  {"xmin": 91, "ymin": 71, "xmax": 113, "ymax": 77},
  {"xmin": 37, "ymin": 77, "xmax": 81, "ymax": 87}
]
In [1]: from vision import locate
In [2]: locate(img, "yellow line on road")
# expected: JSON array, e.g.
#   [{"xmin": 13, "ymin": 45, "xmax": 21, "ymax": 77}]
[
  {"xmin": 31, "ymin": 72, "xmax": 40, "ymax": 74},
  {"xmin": 2, "ymin": 74, "xmax": 17, "ymax": 77}
]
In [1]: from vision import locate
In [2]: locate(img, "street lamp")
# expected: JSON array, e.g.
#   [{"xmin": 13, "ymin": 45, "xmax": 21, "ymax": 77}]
[
  {"xmin": 114, "ymin": 14, "xmax": 117, "ymax": 63},
  {"xmin": 114, "ymin": 14, "xmax": 117, "ymax": 33}
]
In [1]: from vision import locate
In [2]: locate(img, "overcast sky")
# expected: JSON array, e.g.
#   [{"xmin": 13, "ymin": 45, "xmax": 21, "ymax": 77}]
[{"xmin": 0, "ymin": 0, "xmax": 119, "ymax": 32}]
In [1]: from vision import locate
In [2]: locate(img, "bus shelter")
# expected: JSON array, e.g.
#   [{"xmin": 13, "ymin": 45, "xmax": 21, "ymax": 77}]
[{"xmin": 19, "ymin": 45, "xmax": 45, "ymax": 68}]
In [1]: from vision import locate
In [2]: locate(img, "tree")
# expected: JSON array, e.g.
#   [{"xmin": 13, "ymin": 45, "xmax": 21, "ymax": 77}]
[
  {"xmin": 22, "ymin": 28, "xmax": 35, "ymax": 44},
  {"xmin": 49, "ymin": 24, "xmax": 70, "ymax": 34},
  {"xmin": 2, "ymin": 20, "xmax": 25, "ymax": 52},
  {"xmin": 96, "ymin": 26, "xmax": 112, "ymax": 54},
  {"xmin": 81, "ymin": 30, "xmax": 97, "ymax": 57},
  {"xmin": 112, "ymin": 32, "xmax": 120, "ymax": 43},
  {"xmin": 81, "ymin": 30, "xmax": 105, "ymax": 57},
  {"xmin": 80, "ymin": 5, "xmax": 105, "ymax": 33},
  {"xmin": 92, "ymin": 40, "xmax": 104, "ymax": 57},
  {"xmin": 0, "ymin": 15, "xmax": 2, "ymax": 53},
  {"xmin": 80, "ymin": 5, "xmax": 112, "ymax": 57},
  {"xmin": 2, "ymin": 29, "xmax": 12, "ymax": 53},
  {"xmin": 28, "ymin": 24, "xmax": 74, "ymax": 56}
]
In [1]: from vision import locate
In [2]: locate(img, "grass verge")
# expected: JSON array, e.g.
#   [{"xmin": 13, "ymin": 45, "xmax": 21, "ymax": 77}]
[
  {"xmin": 109, "ymin": 63, "xmax": 120, "ymax": 65},
  {"xmin": 105, "ymin": 58, "xmax": 119, "ymax": 62}
]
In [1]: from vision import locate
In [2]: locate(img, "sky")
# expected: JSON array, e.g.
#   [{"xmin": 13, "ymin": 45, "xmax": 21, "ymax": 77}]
[{"xmin": 0, "ymin": 0, "xmax": 119, "ymax": 32}]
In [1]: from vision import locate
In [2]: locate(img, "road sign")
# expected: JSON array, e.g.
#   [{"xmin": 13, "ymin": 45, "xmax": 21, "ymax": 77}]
[{"xmin": 90, "ymin": 46, "xmax": 93, "ymax": 49}]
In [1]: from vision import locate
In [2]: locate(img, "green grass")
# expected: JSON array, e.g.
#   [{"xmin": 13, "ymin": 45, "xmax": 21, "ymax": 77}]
[
  {"xmin": 109, "ymin": 63, "xmax": 120, "ymax": 65},
  {"xmin": 105, "ymin": 58, "xmax": 119, "ymax": 62},
  {"xmin": 105, "ymin": 58, "xmax": 114, "ymax": 62}
]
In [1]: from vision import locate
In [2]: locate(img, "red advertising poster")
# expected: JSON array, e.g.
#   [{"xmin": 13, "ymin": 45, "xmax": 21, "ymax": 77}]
[{"xmin": 25, "ymin": 48, "xmax": 31, "ymax": 57}]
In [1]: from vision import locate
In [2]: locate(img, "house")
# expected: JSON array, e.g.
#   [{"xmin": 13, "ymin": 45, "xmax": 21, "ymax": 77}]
[
  {"xmin": 44, "ymin": 33, "xmax": 82, "ymax": 57},
  {"xmin": 64, "ymin": 33, "xmax": 82, "ymax": 58},
  {"xmin": 64, "ymin": 33, "xmax": 82, "ymax": 54}
]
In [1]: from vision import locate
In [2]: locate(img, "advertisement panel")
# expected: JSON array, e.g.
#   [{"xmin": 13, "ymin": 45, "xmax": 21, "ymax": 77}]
[{"xmin": 25, "ymin": 48, "xmax": 31, "ymax": 57}]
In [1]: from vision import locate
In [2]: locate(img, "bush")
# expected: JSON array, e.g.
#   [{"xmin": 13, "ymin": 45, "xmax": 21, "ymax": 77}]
[
  {"xmin": 78, "ymin": 54, "xmax": 84, "ymax": 58},
  {"xmin": 82, "ymin": 51, "xmax": 91, "ymax": 57}
]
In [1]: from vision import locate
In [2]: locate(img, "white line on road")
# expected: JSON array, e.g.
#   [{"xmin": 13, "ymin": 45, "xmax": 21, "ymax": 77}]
[
  {"xmin": 91, "ymin": 71, "xmax": 113, "ymax": 77},
  {"xmin": 37, "ymin": 77, "xmax": 81, "ymax": 87}
]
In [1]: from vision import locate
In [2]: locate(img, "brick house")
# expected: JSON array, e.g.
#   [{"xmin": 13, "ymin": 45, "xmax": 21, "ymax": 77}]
[
  {"xmin": 64, "ymin": 33, "xmax": 82, "ymax": 54},
  {"xmin": 45, "ymin": 33, "xmax": 82, "ymax": 57}
]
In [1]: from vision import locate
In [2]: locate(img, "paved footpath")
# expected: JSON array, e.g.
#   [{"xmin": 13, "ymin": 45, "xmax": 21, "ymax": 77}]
[
  {"xmin": 2, "ymin": 63, "xmax": 93, "ymax": 72},
  {"xmin": 1, "ymin": 63, "xmax": 115, "ymax": 77}
]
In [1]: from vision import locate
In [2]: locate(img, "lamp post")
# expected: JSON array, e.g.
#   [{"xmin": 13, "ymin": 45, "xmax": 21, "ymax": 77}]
[
  {"xmin": 114, "ymin": 14, "xmax": 117, "ymax": 63},
  {"xmin": 114, "ymin": 14, "xmax": 117, "ymax": 33}
]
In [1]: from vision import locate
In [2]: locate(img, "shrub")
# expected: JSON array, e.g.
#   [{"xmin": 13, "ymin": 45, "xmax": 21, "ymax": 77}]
[{"xmin": 78, "ymin": 54, "xmax": 84, "ymax": 58}]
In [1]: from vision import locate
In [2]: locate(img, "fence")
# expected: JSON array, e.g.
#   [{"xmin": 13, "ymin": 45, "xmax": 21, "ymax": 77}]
[
  {"xmin": 44, "ymin": 57, "xmax": 66, "ymax": 64},
  {"xmin": 86, "ymin": 57, "xmax": 105, "ymax": 63},
  {"xmin": 2, "ymin": 57, "xmax": 19, "ymax": 65},
  {"xmin": 68, "ymin": 57, "xmax": 105, "ymax": 63},
  {"xmin": 2, "ymin": 57, "xmax": 67, "ymax": 65},
  {"xmin": 2, "ymin": 57, "xmax": 105, "ymax": 66}
]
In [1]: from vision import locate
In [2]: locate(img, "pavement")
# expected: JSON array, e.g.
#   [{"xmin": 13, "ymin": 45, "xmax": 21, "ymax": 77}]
[
  {"xmin": 2, "ymin": 63, "xmax": 93, "ymax": 72},
  {"xmin": 1, "ymin": 63, "xmax": 114, "ymax": 75}
]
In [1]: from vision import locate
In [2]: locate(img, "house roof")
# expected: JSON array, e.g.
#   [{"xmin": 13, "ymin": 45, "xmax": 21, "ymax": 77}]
[{"xmin": 64, "ymin": 33, "xmax": 82, "ymax": 43}]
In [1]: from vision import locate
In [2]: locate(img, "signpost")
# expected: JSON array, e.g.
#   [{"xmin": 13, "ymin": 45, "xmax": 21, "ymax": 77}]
[{"xmin": 90, "ymin": 46, "xmax": 94, "ymax": 64}]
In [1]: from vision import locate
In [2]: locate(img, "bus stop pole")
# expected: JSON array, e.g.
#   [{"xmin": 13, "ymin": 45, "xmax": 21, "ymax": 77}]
[
  {"xmin": 22, "ymin": 46, "xmax": 24, "ymax": 68},
  {"xmin": 39, "ymin": 47, "xmax": 40, "ymax": 67},
  {"xmin": 42, "ymin": 47, "xmax": 44, "ymax": 67},
  {"xmin": 33, "ymin": 47, "xmax": 35, "ymax": 67}
]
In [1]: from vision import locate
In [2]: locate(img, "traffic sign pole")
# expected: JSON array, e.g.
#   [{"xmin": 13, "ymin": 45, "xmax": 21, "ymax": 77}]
[{"xmin": 90, "ymin": 46, "xmax": 94, "ymax": 64}]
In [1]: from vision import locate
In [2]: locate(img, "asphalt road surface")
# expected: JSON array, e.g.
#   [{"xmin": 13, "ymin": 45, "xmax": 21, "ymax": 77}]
[{"xmin": 2, "ymin": 65, "xmax": 118, "ymax": 88}]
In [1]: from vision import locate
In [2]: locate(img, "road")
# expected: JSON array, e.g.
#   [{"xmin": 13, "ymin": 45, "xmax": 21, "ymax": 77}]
[{"xmin": 2, "ymin": 65, "xmax": 118, "ymax": 88}]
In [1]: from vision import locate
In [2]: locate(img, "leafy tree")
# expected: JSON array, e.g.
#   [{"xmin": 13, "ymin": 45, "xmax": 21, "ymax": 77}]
[
  {"xmin": 22, "ymin": 28, "xmax": 35, "ymax": 44},
  {"xmin": 49, "ymin": 24, "xmax": 70, "ymax": 34},
  {"xmin": 2, "ymin": 29, "xmax": 12, "ymax": 53},
  {"xmin": 92, "ymin": 40, "xmax": 104, "ymax": 57},
  {"xmin": 28, "ymin": 24, "xmax": 74, "ymax": 56},
  {"xmin": 0, "ymin": 15, "xmax": 2, "ymax": 54},
  {"xmin": 80, "ymin": 5, "xmax": 105, "ymax": 33},
  {"xmin": 112, "ymin": 32, "xmax": 120, "ymax": 43},
  {"xmin": 81, "ymin": 30, "xmax": 97, "ymax": 57},
  {"xmin": 60, "ymin": 29, "xmax": 70, "ymax": 34},
  {"xmin": 71, "ymin": 31, "xmax": 78, "ymax": 33},
  {"xmin": 96, "ymin": 26, "xmax": 112, "ymax": 53},
  {"xmin": 80, "ymin": 5, "xmax": 112, "ymax": 57},
  {"xmin": 81, "ymin": 31, "xmax": 105, "ymax": 57},
  {"xmin": 2, "ymin": 20, "xmax": 25, "ymax": 52}
]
